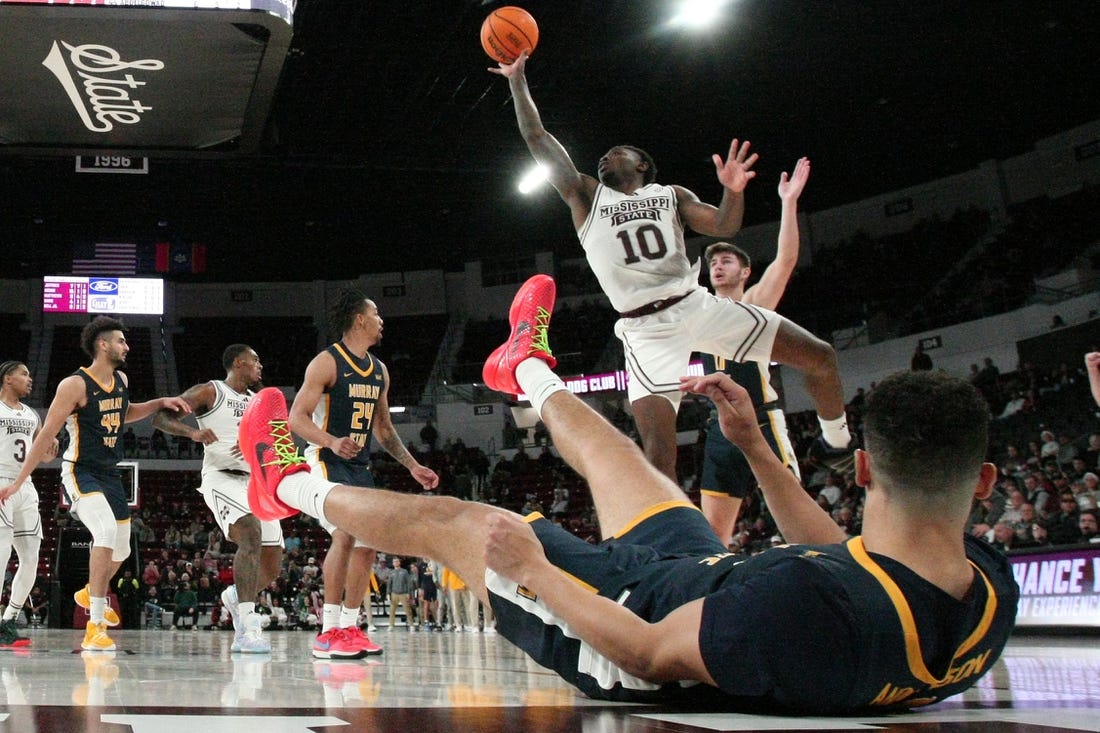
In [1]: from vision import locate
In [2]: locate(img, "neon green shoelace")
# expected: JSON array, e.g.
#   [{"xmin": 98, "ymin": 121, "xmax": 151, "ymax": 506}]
[
  {"xmin": 529, "ymin": 305, "xmax": 553, "ymax": 357},
  {"xmin": 262, "ymin": 420, "xmax": 306, "ymax": 467}
]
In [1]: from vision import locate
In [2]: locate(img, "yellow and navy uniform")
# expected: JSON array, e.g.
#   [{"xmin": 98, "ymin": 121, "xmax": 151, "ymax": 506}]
[
  {"xmin": 699, "ymin": 353, "xmax": 798, "ymax": 499},
  {"xmin": 304, "ymin": 342, "xmax": 386, "ymax": 486},
  {"xmin": 61, "ymin": 368, "xmax": 131, "ymax": 518},
  {"xmin": 489, "ymin": 505, "xmax": 1017, "ymax": 712}
]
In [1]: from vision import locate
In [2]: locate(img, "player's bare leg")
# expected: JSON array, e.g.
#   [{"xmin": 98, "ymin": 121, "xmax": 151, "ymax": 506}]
[{"xmin": 631, "ymin": 394, "xmax": 680, "ymax": 483}]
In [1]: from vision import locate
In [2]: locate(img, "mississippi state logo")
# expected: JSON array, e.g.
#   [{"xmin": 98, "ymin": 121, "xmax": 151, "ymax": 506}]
[{"xmin": 42, "ymin": 40, "xmax": 164, "ymax": 133}]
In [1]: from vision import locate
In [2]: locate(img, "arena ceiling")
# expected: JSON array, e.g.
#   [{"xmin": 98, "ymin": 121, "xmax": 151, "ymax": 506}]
[{"xmin": 1, "ymin": 0, "xmax": 1098, "ymax": 281}]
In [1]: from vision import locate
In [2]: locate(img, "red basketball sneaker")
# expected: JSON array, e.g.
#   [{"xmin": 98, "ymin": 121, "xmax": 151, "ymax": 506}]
[
  {"xmin": 239, "ymin": 387, "xmax": 310, "ymax": 521},
  {"xmin": 482, "ymin": 274, "xmax": 556, "ymax": 395}
]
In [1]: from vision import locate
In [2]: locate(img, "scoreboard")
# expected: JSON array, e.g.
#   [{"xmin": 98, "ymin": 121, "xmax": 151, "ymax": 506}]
[{"xmin": 43, "ymin": 276, "xmax": 164, "ymax": 315}]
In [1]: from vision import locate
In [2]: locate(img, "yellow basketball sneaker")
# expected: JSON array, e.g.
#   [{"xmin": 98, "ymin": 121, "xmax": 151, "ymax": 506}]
[
  {"xmin": 74, "ymin": 585, "xmax": 120, "ymax": 627},
  {"xmin": 81, "ymin": 620, "xmax": 116, "ymax": 652}
]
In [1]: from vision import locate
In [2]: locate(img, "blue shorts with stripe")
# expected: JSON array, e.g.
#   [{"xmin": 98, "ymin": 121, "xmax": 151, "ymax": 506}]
[
  {"xmin": 701, "ymin": 410, "xmax": 799, "ymax": 499},
  {"xmin": 489, "ymin": 503, "xmax": 729, "ymax": 702},
  {"xmin": 314, "ymin": 459, "xmax": 375, "ymax": 488},
  {"xmin": 62, "ymin": 463, "xmax": 130, "ymax": 521}
]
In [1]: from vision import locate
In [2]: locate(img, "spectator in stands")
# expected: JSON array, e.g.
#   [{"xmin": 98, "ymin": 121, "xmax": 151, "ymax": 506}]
[
  {"xmin": 173, "ymin": 580, "xmax": 199, "ymax": 629},
  {"xmin": 123, "ymin": 427, "xmax": 137, "ymax": 458},
  {"xmin": 968, "ymin": 489, "xmax": 1006, "ymax": 540},
  {"xmin": 26, "ymin": 585, "xmax": 48, "ymax": 627},
  {"xmin": 910, "ymin": 343, "xmax": 933, "ymax": 371},
  {"xmin": 386, "ymin": 557, "xmax": 414, "ymax": 629},
  {"xmin": 1047, "ymin": 494, "xmax": 1082, "ymax": 545},
  {"xmin": 1082, "ymin": 472, "xmax": 1099, "ymax": 500},
  {"xmin": 1056, "ymin": 434, "xmax": 1079, "ymax": 468},
  {"xmin": 284, "ymin": 529, "xmax": 301, "ymax": 555},
  {"xmin": 419, "ymin": 420, "xmax": 439, "ymax": 452},
  {"xmin": 1022, "ymin": 473, "xmax": 1052, "ymax": 517},
  {"xmin": 301, "ymin": 556, "xmax": 320, "ymax": 583},
  {"xmin": 142, "ymin": 560, "xmax": 161, "ymax": 588},
  {"xmin": 1000, "ymin": 488, "xmax": 1026, "ymax": 525},
  {"xmin": 164, "ymin": 524, "xmax": 182, "ymax": 550},
  {"xmin": 110, "ymin": 570, "xmax": 139, "ymax": 630},
  {"xmin": 549, "ymin": 486, "xmax": 570, "ymax": 518},
  {"xmin": 973, "ymin": 356, "xmax": 1001, "ymax": 403},
  {"xmin": 988, "ymin": 523, "xmax": 1016, "ymax": 553},
  {"xmin": 204, "ymin": 529, "xmax": 223, "ymax": 560},
  {"xmin": 1079, "ymin": 510, "xmax": 1099, "ymax": 544},
  {"xmin": 1039, "ymin": 430, "xmax": 1059, "ymax": 459},
  {"xmin": 1011, "ymin": 504, "xmax": 1039, "ymax": 544},
  {"xmin": 151, "ymin": 428, "xmax": 170, "ymax": 459},
  {"xmin": 1018, "ymin": 521, "xmax": 1051, "ymax": 550},
  {"xmin": 1083, "ymin": 434, "xmax": 1100, "ymax": 470}
]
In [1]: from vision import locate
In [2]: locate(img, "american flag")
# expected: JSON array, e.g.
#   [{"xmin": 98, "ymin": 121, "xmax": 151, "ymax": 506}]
[{"xmin": 72, "ymin": 242, "xmax": 137, "ymax": 275}]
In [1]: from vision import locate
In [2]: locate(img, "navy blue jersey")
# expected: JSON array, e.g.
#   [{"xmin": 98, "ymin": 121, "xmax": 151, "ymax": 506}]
[
  {"xmin": 493, "ymin": 505, "xmax": 1017, "ymax": 712},
  {"xmin": 304, "ymin": 342, "xmax": 386, "ymax": 468},
  {"xmin": 62, "ymin": 368, "xmax": 129, "ymax": 470}
]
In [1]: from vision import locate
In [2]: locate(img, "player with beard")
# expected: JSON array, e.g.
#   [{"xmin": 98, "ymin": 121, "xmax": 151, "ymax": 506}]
[
  {"xmin": 153, "ymin": 344, "xmax": 278, "ymax": 653},
  {"xmin": 0, "ymin": 317, "xmax": 190, "ymax": 651}
]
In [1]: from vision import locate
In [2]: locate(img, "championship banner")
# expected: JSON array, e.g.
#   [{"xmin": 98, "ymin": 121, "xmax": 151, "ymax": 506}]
[
  {"xmin": 1010, "ymin": 545, "xmax": 1100, "ymax": 628},
  {"xmin": 0, "ymin": 0, "xmax": 292, "ymax": 154}
]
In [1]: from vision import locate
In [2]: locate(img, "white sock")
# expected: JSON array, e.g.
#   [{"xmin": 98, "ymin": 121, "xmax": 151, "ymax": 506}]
[
  {"xmin": 322, "ymin": 603, "xmax": 341, "ymax": 633},
  {"xmin": 515, "ymin": 358, "xmax": 567, "ymax": 417},
  {"xmin": 2, "ymin": 604, "xmax": 18, "ymax": 622},
  {"xmin": 90, "ymin": 596, "xmax": 107, "ymax": 625},
  {"xmin": 276, "ymin": 473, "xmax": 338, "ymax": 525},
  {"xmin": 818, "ymin": 415, "xmax": 852, "ymax": 449},
  {"xmin": 238, "ymin": 601, "xmax": 255, "ymax": 618},
  {"xmin": 340, "ymin": 605, "xmax": 360, "ymax": 629}
]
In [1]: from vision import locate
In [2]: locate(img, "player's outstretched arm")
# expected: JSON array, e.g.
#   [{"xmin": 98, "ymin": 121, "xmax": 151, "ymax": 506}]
[
  {"xmin": 744, "ymin": 157, "xmax": 810, "ymax": 309},
  {"xmin": 491, "ymin": 51, "xmax": 595, "ymax": 227},
  {"xmin": 151, "ymin": 382, "xmax": 217, "ymax": 445},
  {"xmin": 680, "ymin": 373, "xmax": 846, "ymax": 545}
]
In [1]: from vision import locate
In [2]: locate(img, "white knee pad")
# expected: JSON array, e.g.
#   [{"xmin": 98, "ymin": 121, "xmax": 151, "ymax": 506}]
[{"xmin": 112, "ymin": 521, "xmax": 132, "ymax": 562}]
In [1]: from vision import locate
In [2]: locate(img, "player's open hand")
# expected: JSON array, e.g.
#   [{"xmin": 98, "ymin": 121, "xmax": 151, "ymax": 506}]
[
  {"xmin": 778, "ymin": 156, "xmax": 810, "ymax": 202},
  {"xmin": 713, "ymin": 138, "xmax": 758, "ymax": 193},
  {"xmin": 0, "ymin": 484, "xmax": 18, "ymax": 504},
  {"xmin": 489, "ymin": 50, "xmax": 528, "ymax": 78}
]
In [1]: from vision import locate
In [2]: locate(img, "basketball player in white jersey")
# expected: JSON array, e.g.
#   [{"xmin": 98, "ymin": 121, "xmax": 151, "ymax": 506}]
[
  {"xmin": 153, "ymin": 344, "xmax": 278, "ymax": 653},
  {"xmin": 491, "ymin": 52, "xmax": 855, "ymax": 484},
  {"xmin": 0, "ymin": 361, "xmax": 53, "ymax": 648}
]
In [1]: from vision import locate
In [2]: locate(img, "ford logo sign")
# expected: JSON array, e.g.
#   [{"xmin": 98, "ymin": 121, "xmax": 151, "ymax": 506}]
[{"xmin": 89, "ymin": 280, "xmax": 118, "ymax": 293}]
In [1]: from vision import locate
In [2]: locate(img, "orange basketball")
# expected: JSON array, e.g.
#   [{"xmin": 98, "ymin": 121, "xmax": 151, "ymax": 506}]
[{"xmin": 481, "ymin": 6, "xmax": 539, "ymax": 64}]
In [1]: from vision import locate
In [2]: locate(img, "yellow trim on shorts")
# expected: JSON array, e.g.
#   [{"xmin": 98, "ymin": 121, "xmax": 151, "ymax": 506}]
[
  {"xmin": 611, "ymin": 499, "xmax": 698, "ymax": 539},
  {"xmin": 699, "ymin": 488, "xmax": 728, "ymax": 497},
  {"xmin": 522, "ymin": 511, "xmax": 597, "ymax": 593}
]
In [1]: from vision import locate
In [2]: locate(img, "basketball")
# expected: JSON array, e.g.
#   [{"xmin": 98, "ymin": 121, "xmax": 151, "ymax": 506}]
[{"xmin": 481, "ymin": 6, "xmax": 538, "ymax": 64}]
